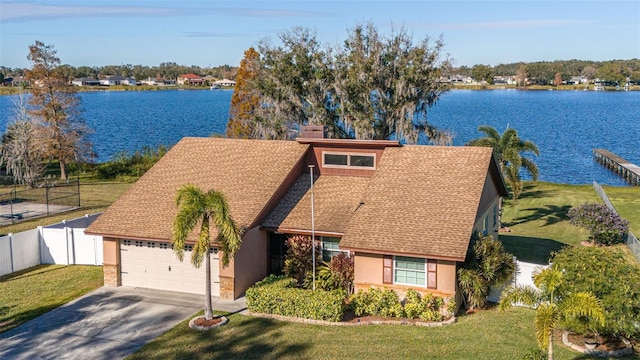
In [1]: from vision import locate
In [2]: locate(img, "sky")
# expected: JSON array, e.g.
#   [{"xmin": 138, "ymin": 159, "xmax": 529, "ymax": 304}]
[{"xmin": 1, "ymin": 0, "xmax": 639, "ymax": 69}]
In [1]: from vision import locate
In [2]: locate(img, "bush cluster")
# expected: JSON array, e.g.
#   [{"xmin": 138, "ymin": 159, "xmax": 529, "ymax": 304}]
[
  {"xmin": 96, "ymin": 145, "xmax": 167, "ymax": 179},
  {"xmin": 349, "ymin": 288, "xmax": 452, "ymax": 321},
  {"xmin": 567, "ymin": 203, "xmax": 629, "ymax": 245},
  {"xmin": 245, "ymin": 275, "xmax": 346, "ymax": 322},
  {"xmin": 552, "ymin": 246, "xmax": 640, "ymax": 338}
]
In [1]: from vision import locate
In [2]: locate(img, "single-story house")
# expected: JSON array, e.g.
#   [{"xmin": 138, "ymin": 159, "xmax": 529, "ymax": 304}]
[
  {"xmin": 99, "ymin": 75, "xmax": 137, "ymax": 86},
  {"xmin": 86, "ymin": 128, "xmax": 507, "ymax": 304},
  {"xmin": 177, "ymin": 73, "xmax": 204, "ymax": 86},
  {"xmin": 72, "ymin": 77, "xmax": 100, "ymax": 86},
  {"xmin": 214, "ymin": 79, "xmax": 236, "ymax": 87}
]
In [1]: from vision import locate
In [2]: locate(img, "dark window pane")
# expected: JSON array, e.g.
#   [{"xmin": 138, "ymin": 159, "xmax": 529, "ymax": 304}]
[
  {"xmin": 350, "ymin": 155, "xmax": 374, "ymax": 167},
  {"xmin": 324, "ymin": 153, "xmax": 348, "ymax": 166}
]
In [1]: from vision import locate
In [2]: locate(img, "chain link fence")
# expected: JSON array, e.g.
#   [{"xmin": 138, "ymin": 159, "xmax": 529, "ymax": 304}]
[
  {"xmin": 593, "ymin": 181, "xmax": 640, "ymax": 262},
  {"xmin": 0, "ymin": 177, "xmax": 80, "ymax": 225}
]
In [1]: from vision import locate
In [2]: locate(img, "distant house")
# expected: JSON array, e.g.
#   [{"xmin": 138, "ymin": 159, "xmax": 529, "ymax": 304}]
[
  {"xmin": 177, "ymin": 73, "xmax": 204, "ymax": 86},
  {"xmin": 72, "ymin": 78, "xmax": 100, "ymax": 86},
  {"xmin": 213, "ymin": 79, "xmax": 236, "ymax": 87},
  {"xmin": 2, "ymin": 76, "xmax": 28, "ymax": 87},
  {"xmin": 567, "ymin": 76, "xmax": 588, "ymax": 85},
  {"xmin": 493, "ymin": 75, "xmax": 516, "ymax": 85},
  {"xmin": 86, "ymin": 126, "xmax": 507, "ymax": 308},
  {"xmin": 139, "ymin": 78, "xmax": 176, "ymax": 86},
  {"xmin": 99, "ymin": 75, "xmax": 137, "ymax": 86}
]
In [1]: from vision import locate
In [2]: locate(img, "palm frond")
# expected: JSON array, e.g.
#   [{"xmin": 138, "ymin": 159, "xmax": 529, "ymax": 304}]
[
  {"xmin": 522, "ymin": 157, "xmax": 539, "ymax": 181},
  {"xmin": 535, "ymin": 303, "xmax": 558, "ymax": 350},
  {"xmin": 499, "ymin": 285, "xmax": 541, "ymax": 311},
  {"xmin": 560, "ymin": 292, "xmax": 605, "ymax": 327},
  {"xmin": 534, "ymin": 268, "xmax": 563, "ymax": 300}
]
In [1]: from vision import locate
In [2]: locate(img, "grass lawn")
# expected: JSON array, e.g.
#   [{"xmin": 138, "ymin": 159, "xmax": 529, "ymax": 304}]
[
  {"xmin": 500, "ymin": 182, "xmax": 600, "ymax": 264},
  {"xmin": 0, "ymin": 180, "xmax": 132, "ymax": 234},
  {"xmin": 0, "ymin": 264, "xmax": 103, "ymax": 333},
  {"xmin": 129, "ymin": 307, "xmax": 597, "ymax": 360},
  {"xmin": 603, "ymin": 185, "xmax": 640, "ymax": 236}
]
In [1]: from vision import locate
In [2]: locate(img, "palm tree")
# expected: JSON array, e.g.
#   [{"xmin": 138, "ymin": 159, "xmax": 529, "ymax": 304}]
[
  {"xmin": 172, "ymin": 184, "xmax": 243, "ymax": 320},
  {"xmin": 467, "ymin": 125, "xmax": 539, "ymax": 200},
  {"xmin": 499, "ymin": 268, "xmax": 605, "ymax": 360}
]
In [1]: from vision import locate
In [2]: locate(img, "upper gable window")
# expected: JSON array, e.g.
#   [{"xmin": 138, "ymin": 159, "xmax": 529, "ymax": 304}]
[{"xmin": 323, "ymin": 152, "xmax": 375, "ymax": 169}]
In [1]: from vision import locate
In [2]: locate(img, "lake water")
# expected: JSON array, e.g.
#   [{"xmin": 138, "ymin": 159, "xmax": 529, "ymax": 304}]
[{"xmin": 0, "ymin": 89, "xmax": 638, "ymax": 186}]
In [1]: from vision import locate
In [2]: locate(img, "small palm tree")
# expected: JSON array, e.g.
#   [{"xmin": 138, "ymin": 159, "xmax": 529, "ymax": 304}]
[
  {"xmin": 467, "ymin": 125, "xmax": 539, "ymax": 200},
  {"xmin": 172, "ymin": 184, "xmax": 243, "ymax": 320},
  {"xmin": 499, "ymin": 268, "xmax": 605, "ymax": 360}
]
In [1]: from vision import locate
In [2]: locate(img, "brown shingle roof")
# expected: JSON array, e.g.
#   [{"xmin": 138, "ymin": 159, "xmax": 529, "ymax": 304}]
[
  {"xmin": 86, "ymin": 137, "xmax": 308, "ymax": 241},
  {"xmin": 263, "ymin": 174, "xmax": 370, "ymax": 234},
  {"xmin": 339, "ymin": 145, "xmax": 495, "ymax": 260}
]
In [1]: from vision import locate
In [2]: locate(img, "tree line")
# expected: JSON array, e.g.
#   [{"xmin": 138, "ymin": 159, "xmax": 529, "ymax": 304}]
[
  {"xmin": 455, "ymin": 59, "xmax": 640, "ymax": 85},
  {"xmin": 0, "ymin": 62, "xmax": 238, "ymax": 83}
]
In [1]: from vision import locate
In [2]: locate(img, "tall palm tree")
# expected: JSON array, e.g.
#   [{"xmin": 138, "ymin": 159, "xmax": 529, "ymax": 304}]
[
  {"xmin": 467, "ymin": 125, "xmax": 539, "ymax": 199},
  {"xmin": 172, "ymin": 184, "xmax": 243, "ymax": 320},
  {"xmin": 499, "ymin": 268, "xmax": 605, "ymax": 360}
]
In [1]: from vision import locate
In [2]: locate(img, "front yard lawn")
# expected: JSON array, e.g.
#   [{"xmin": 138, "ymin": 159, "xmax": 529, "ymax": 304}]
[
  {"xmin": 0, "ymin": 265, "xmax": 103, "ymax": 333},
  {"xmin": 129, "ymin": 307, "xmax": 590, "ymax": 360}
]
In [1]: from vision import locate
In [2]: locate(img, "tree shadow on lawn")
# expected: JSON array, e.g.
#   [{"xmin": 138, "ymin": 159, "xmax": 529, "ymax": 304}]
[
  {"xmin": 132, "ymin": 314, "xmax": 309, "ymax": 360},
  {"xmin": 0, "ymin": 264, "xmax": 63, "ymax": 283},
  {"xmin": 500, "ymin": 235, "xmax": 568, "ymax": 265},
  {"xmin": 505, "ymin": 204, "xmax": 572, "ymax": 227}
]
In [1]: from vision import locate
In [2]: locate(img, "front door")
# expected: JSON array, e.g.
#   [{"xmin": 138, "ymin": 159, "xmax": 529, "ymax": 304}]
[{"xmin": 268, "ymin": 233, "xmax": 287, "ymax": 275}]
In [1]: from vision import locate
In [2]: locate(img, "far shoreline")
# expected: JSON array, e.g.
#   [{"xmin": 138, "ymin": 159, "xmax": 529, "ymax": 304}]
[{"xmin": 1, "ymin": 83, "xmax": 639, "ymax": 96}]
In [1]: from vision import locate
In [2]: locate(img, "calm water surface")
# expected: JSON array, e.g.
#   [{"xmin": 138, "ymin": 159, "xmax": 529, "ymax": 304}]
[{"xmin": 0, "ymin": 89, "xmax": 638, "ymax": 186}]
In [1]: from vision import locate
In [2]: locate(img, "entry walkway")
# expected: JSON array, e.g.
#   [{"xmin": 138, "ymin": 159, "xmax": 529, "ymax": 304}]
[{"xmin": 0, "ymin": 286, "xmax": 247, "ymax": 360}]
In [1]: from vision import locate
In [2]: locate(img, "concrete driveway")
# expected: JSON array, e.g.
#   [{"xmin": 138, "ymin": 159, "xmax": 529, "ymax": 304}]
[{"xmin": 0, "ymin": 287, "xmax": 244, "ymax": 360}]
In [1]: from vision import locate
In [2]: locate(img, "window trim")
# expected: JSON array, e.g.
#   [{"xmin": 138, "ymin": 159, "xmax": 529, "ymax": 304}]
[
  {"xmin": 321, "ymin": 236, "xmax": 349, "ymax": 262},
  {"xmin": 322, "ymin": 151, "xmax": 376, "ymax": 169},
  {"xmin": 392, "ymin": 256, "xmax": 437, "ymax": 289},
  {"xmin": 393, "ymin": 256, "xmax": 427, "ymax": 287}
]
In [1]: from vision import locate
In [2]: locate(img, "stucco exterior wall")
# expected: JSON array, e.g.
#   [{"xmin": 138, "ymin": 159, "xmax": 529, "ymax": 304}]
[
  {"xmin": 473, "ymin": 196, "xmax": 500, "ymax": 239},
  {"xmin": 222, "ymin": 226, "xmax": 267, "ymax": 299},
  {"xmin": 102, "ymin": 237, "xmax": 120, "ymax": 286},
  {"xmin": 353, "ymin": 252, "xmax": 456, "ymax": 299}
]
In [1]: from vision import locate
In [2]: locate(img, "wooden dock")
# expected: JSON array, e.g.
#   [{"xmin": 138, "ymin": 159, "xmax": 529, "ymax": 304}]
[{"xmin": 593, "ymin": 149, "xmax": 640, "ymax": 186}]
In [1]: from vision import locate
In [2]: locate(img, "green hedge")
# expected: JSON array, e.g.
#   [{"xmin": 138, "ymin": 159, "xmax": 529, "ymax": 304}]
[
  {"xmin": 246, "ymin": 275, "xmax": 346, "ymax": 322},
  {"xmin": 349, "ymin": 288, "xmax": 451, "ymax": 321}
]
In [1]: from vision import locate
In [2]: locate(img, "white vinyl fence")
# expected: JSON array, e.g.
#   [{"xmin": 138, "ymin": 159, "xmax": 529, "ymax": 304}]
[
  {"xmin": 488, "ymin": 258, "xmax": 549, "ymax": 303},
  {"xmin": 0, "ymin": 213, "xmax": 103, "ymax": 277}
]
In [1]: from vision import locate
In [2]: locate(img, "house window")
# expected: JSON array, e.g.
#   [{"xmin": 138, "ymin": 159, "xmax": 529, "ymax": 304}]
[
  {"xmin": 324, "ymin": 154, "xmax": 348, "ymax": 166},
  {"xmin": 321, "ymin": 237, "xmax": 348, "ymax": 262},
  {"xmin": 322, "ymin": 152, "xmax": 375, "ymax": 169},
  {"xmin": 394, "ymin": 256, "xmax": 426, "ymax": 286},
  {"xmin": 483, "ymin": 216, "xmax": 489, "ymax": 236},
  {"xmin": 350, "ymin": 155, "xmax": 375, "ymax": 167},
  {"xmin": 393, "ymin": 256, "xmax": 437, "ymax": 289},
  {"xmin": 493, "ymin": 205, "xmax": 498, "ymax": 227}
]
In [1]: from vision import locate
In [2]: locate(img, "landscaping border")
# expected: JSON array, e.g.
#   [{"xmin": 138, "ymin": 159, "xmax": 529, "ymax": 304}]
[
  {"xmin": 562, "ymin": 331, "xmax": 633, "ymax": 357},
  {"xmin": 247, "ymin": 311, "xmax": 456, "ymax": 327}
]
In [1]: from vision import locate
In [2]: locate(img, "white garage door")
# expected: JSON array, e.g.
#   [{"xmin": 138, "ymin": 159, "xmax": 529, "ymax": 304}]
[{"xmin": 120, "ymin": 239, "xmax": 220, "ymax": 296}]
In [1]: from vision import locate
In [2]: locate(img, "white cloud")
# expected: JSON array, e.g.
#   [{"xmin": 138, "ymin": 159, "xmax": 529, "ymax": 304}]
[
  {"xmin": 1, "ymin": 2, "xmax": 182, "ymax": 22},
  {"xmin": 412, "ymin": 19, "xmax": 586, "ymax": 30}
]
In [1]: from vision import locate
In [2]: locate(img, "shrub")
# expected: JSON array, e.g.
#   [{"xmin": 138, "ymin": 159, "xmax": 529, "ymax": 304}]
[
  {"xmin": 458, "ymin": 232, "xmax": 515, "ymax": 310},
  {"xmin": 350, "ymin": 288, "xmax": 404, "ymax": 318},
  {"xmin": 552, "ymin": 246, "xmax": 640, "ymax": 338},
  {"xmin": 283, "ymin": 235, "xmax": 321, "ymax": 285},
  {"xmin": 314, "ymin": 253, "xmax": 354, "ymax": 295},
  {"xmin": 245, "ymin": 275, "xmax": 345, "ymax": 322},
  {"xmin": 567, "ymin": 203, "xmax": 629, "ymax": 245},
  {"xmin": 349, "ymin": 288, "xmax": 448, "ymax": 320},
  {"xmin": 96, "ymin": 145, "xmax": 167, "ymax": 179}
]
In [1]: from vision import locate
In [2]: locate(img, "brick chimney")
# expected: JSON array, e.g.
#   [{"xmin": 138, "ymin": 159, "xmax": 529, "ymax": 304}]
[{"xmin": 299, "ymin": 125, "xmax": 327, "ymax": 139}]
